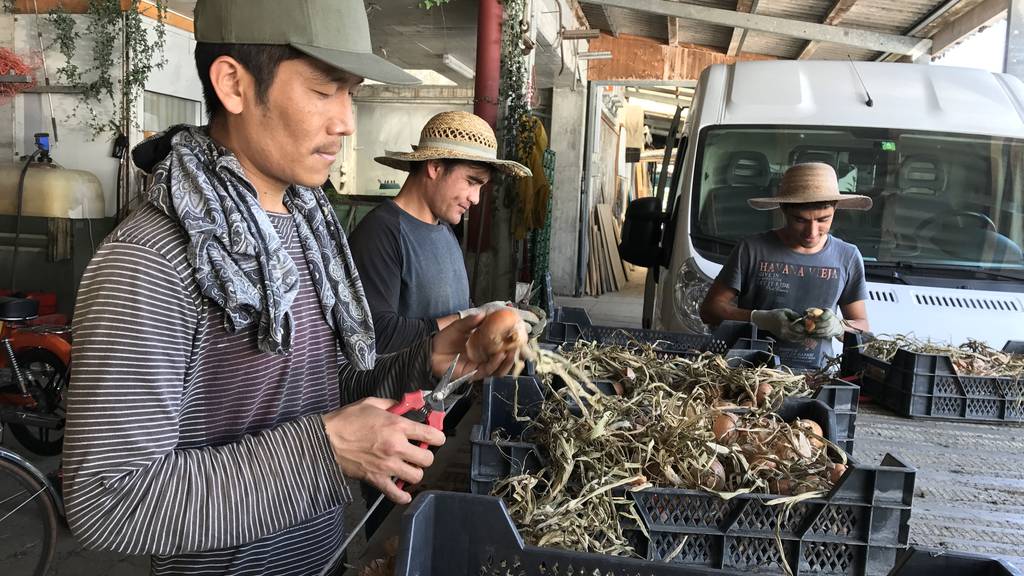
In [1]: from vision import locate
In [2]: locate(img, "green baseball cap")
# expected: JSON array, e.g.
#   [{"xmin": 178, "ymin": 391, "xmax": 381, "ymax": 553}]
[{"xmin": 194, "ymin": 0, "xmax": 420, "ymax": 86}]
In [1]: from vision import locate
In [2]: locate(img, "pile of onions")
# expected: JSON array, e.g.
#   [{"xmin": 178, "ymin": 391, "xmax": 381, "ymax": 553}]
[{"xmin": 711, "ymin": 410, "xmax": 846, "ymax": 496}]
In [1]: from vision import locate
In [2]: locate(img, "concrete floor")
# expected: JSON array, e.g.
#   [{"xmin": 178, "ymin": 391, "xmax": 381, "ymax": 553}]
[
  {"xmin": 855, "ymin": 405, "xmax": 1024, "ymax": 569},
  {"xmin": 4, "ymin": 277, "xmax": 1023, "ymax": 574},
  {"xmin": 555, "ymin": 267, "xmax": 647, "ymax": 328}
]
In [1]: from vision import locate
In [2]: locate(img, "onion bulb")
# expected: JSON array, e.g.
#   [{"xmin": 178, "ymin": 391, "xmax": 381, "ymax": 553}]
[
  {"xmin": 755, "ymin": 383, "xmax": 773, "ymax": 406},
  {"xmin": 769, "ymin": 478, "xmax": 793, "ymax": 495},
  {"xmin": 793, "ymin": 419, "xmax": 825, "ymax": 449},
  {"xmin": 712, "ymin": 412, "xmax": 739, "ymax": 444},
  {"xmin": 466, "ymin": 309, "xmax": 527, "ymax": 364},
  {"xmin": 804, "ymin": 307, "xmax": 824, "ymax": 333},
  {"xmin": 701, "ymin": 459, "xmax": 726, "ymax": 491},
  {"xmin": 830, "ymin": 463, "xmax": 847, "ymax": 483}
]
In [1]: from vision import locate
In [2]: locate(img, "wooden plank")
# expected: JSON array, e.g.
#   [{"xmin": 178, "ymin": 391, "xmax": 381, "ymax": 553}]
[
  {"xmin": 598, "ymin": 204, "xmax": 627, "ymax": 288},
  {"xmin": 593, "ymin": 221, "xmax": 606, "ymax": 294},
  {"xmin": 608, "ymin": 207, "xmax": 630, "ymax": 280},
  {"xmin": 595, "ymin": 219, "xmax": 615, "ymax": 293},
  {"xmin": 588, "ymin": 223, "xmax": 597, "ymax": 296},
  {"xmin": 727, "ymin": 0, "xmax": 757, "ymax": 57}
]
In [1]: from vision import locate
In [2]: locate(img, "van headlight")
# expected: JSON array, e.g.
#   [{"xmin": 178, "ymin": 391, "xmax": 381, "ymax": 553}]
[{"xmin": 673, "ymin": 258, "xmax": 712, "ymax": 334}]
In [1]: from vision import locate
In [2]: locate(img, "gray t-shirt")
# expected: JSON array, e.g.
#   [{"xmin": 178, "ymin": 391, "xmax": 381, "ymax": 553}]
[
  {"xmin": 716, "ymin": 231, "xmax": 867, "ymax": 370},
  {"xmin": 349, "ymin": 199, "xmax": 471, "ymax": 354}
]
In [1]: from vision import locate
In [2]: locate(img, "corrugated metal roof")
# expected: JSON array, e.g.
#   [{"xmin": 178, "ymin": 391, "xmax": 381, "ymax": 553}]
[
  {"xmin": 580, "ymin": 3, "xmax": 612, "ymax": 32},
  {"xmin": 841, "ymin": 0, "xmax": 945, "ymax": 34},
  {"xmin": 578, "ymin": 0, "xmax": 992, "ymax": 61},
  {"xmin": 673, "ymin": 19, "xmax": 733, "ymax": 49},
  {"xmin": 670, "ymin": 0, "xmax": 735, "ymax": 50},
  {"xmin": 581, "ymin": 4, "xmax": 670, "ymax": 42},
  {"xmin": 739, "ymin": 0, "xmax": 832, "ymax": 58},
  {"xmin": 741, "ymin": 32, "xmax": 809, "ymax": 58}
]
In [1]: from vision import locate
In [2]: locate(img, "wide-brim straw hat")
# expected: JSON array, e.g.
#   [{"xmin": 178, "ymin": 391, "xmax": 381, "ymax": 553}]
[
  {"xmin": 375, "ymin": 111, "xmax": 532, "ymax": 178},
  {"xmin": 748, "ymin": 162, "xmax": 873, "ymax": 211}
]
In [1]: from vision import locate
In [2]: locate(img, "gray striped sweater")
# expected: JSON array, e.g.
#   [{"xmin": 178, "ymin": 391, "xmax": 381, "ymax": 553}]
[{"xmin": 64, "ymin": 205, "xmax": 431, "ymax": 575}]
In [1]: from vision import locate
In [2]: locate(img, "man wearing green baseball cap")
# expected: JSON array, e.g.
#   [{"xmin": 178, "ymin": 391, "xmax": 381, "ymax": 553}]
[{"xmin": 62, "ymin": 1, "xmax": 519, "ymax": 574}]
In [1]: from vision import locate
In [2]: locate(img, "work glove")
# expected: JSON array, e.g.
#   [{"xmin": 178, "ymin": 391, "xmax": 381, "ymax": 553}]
[
  {"xmin": 806, "ymin": 309, "xmax": 845, "ymax": 340},
  {"xmin": 750, "ymin": 308, "xmax": 805, "ymax": 343},
  {"xmin": 525, "ymin": 305, "xmax": 548, "ymax": 339},
  {"xmin": 459, "ymin": 301, "xmax": 541, "ymax": 330}
]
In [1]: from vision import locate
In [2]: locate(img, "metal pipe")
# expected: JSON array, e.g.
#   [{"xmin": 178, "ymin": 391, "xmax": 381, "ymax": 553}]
[
  {"xmin": 469, "ymin": 0, "xmax": 503, "ymax": 297},
  {"xmin": 473, "ymin": 0, "xmax": 503, "ymax": 126}
]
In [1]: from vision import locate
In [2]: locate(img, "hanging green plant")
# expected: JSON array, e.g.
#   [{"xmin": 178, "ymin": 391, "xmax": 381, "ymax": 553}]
[
  {"xmin": 419, "ymin": 0, "xmax": 453, "ymax": 9},
  {"xmin": 48, "ymin": 0, "xmax": 168, "ymax": 139},
  {"xmin": 498, "ymin": 0, "xmax": 533, "ymax": 172}
]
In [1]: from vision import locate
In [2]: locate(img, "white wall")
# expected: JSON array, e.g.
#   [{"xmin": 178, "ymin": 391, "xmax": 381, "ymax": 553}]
[
  {"xmin": 10, "ymin": 14, "xmax": 202, "ymax": 217},
  {"xmin": 548, "ymin": 86, "xmax": 587, "ymax": 294},
  {"xmin": 352, "ymin": 100, "xmax": 472, "ymax": 196},
  {"xmin": 142, "ymin": 22, "xmax": 204, "ymax": 123}
]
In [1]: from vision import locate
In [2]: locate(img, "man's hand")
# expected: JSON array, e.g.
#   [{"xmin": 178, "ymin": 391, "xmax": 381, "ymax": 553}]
[
  {"xmin": 321, "ymin": 398, "xmax": 446, "ymax": 504},
  {"xmin": 750, "ymin": 308, "xmax": 805, "ymax": 342},
  {"xmin": 431, "ymin": 314, "xmax": 517, "ymax": 380},
  {"xmin": 459, "ymin": 301, "xmax": 541, "ymax": 329},
  {"xmin": 807, "ymin": 309, "xmax": 845, "ymax": 339}
]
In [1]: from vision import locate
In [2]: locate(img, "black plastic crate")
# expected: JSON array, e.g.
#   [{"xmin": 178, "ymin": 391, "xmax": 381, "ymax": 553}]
[
  {"xmin": 469, "ymin": 376, "xmax": 914, "ymax": 575},
  {"xmin": 842, "ymin": 334, "xmax": 1024, "ymax": 423},
  {"xmin": 395, "ymin": 491, "xmax": 732, "ymax": 576},
  {"xmin": 552, "ymin": 305, "xmax": 593, "ymax": 327},
  {"xmin": 542, "ymin": 320, "xmax": 774, "ymax": 355},
  {"xmin": 469, "ymin": 376, "xmax": 546, "ymax": 495},
  {"xmin": 631, "ymin": 452, "xmax": 913, "ymax": 569},
  {"xmin": 888, "ymin": 547, "xmax": 1023, "ymax": 576},
  {"xmin": 815, "ymin": 379, "xmax": 860, "ymax": 455}
]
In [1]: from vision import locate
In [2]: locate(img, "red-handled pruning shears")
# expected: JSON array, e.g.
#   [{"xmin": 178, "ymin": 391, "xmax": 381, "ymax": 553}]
[
  {"xmin": 386, "ymin": 354, "xmax": 477, "ymax": 488},
  {"xmin": 319, "ymin": 355, "xmax": 476, "ymax": 575}
]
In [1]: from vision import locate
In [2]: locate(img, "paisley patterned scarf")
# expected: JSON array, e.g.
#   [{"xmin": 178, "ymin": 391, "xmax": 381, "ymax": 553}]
[{"xmin": 136, "ymin": 126, "xmax": 377, "ymax": 369}]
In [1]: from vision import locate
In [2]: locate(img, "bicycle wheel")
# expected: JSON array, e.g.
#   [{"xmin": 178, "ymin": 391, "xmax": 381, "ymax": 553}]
[
  {"xmin": 0, "ymin": 456, "xmax": 59, "ymax": 576},
  {"xmin": 8, "ymin": 349, "xmax": 68, "ymax": 456}
]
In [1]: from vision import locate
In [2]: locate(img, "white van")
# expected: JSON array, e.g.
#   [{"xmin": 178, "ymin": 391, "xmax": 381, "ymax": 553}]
[{"xmin": 621, "ymin": 60, "xmax": 1024, "ymax": 349}]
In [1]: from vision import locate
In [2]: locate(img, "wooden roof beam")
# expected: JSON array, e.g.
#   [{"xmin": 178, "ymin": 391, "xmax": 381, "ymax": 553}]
[
  {"xmin": 586, "ymin": 0, "xmax": 932, "ymax": 57},
  {"xmin": 727, "ymin": 0, "xmax": 757, "ymax": 57},
  {"xmin": 798, "ymin": 0, "xmax": 860, "ymax": 60}
]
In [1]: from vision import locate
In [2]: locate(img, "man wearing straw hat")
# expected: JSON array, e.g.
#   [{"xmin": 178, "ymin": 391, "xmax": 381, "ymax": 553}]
[
  {"xmin": 700, "ymin": 162, "xmax": 871, "ymax": 370},
  {"xmin": 349, "ymin": 111, "xmax": 537, "ymax": 356},
  {"xmin": 62, "ymin": 2, "xmax": 518, "ymax": 575}
]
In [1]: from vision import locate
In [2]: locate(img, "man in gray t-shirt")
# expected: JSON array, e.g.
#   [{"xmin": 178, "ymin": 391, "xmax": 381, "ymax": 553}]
[
  {"xmin": 700, "ymin": 163, "xmax": 871, "ymax": 371},
  {"xmin": 350, "ymin": 111, "xmax": 535, "ymax": 355}
]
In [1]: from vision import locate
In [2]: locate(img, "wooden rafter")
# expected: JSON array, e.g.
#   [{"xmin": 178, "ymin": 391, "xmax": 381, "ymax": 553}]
[
  {"xmin": 798, "ymin": 0, "xmax": 860, "ymax": 60},
  {"xmin": 727, "ymin": 0, "xmax": 757, "ymax": 57}
]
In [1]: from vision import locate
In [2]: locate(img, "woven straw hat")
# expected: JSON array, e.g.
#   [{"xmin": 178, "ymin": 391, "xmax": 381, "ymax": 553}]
[
  {"xmin": 748, "ymin": 162, "xmax": 872, "ymax": 211},
  {"xmin": 375, "ymin": 111, "xmax": 532, "ymax": 178}
]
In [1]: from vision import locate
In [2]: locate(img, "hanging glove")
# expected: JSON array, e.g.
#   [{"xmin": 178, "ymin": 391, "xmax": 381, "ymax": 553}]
[
  {"xmin": 806, "ymin": 309, "xmax": 845, "ymax": 340},
  {"xmin": 459, "ymin": 301, "xmax": 541, "ymax": 330},
  {"xmin": 750, "ymin": 308, "xmax": 805, "ymax": 343}
]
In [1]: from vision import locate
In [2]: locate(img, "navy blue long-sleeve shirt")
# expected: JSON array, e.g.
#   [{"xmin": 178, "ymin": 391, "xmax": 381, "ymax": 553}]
[{"xmin": 348, "ymin": 199, "xmax": 471, "ymax": 354}]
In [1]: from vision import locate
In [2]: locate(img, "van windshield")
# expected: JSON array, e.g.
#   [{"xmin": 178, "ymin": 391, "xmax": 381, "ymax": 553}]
[{"xmin": 690, "ymin": 125, "xmax": 1024, "ymax": 276}]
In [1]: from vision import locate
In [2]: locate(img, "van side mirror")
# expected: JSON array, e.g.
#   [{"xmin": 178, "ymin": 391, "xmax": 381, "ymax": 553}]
[{"xmin": 619, "ymin": 197, "xmax": 665, "ymax": 267}]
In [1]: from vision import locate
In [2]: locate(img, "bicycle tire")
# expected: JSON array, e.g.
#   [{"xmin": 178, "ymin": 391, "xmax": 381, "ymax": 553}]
[
  {"xmin": 8, "ymin": 348, "xmax": 68, "ymax": 456},
  {"xmin": 0, "ymin": 456, "xmax": 59, "ymax": 576}
]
